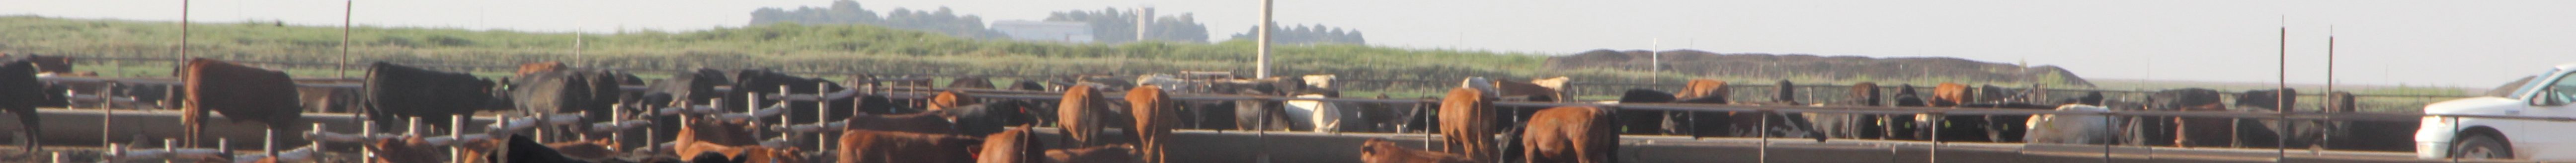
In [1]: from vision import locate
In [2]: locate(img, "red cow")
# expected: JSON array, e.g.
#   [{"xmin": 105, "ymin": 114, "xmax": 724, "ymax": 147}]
[
  {"xmin": 1439, "ymin": 87, "xmax": 1497, "ymax": 160},
  {"xmin": 1522, "ymin": 106, "xmax": 1617, "ymax": 163},
  {"xmin": 977, "ymin": 127, "xmax": 1045, "ymax": 163},
  {"xmin": 1056, "ymin": 84, "xmax": 1132, "ymax": 146},
  {"xmin": 1932, "ymin": 83, "xmax": 1971, "ymax": 107},
  {"xmin": 181, "ymin": 58, "xmax": 305, "ymax": 148},
  {"xmin": 1126, "ymin": 85, "xmax": 1178, "ymax": 163},
  {"xmin": 836, "ymin": 129, "xmax": 983, "ymax": 163},
  {"xmin": 1046, "ymin": 145, "xmax": 1139, "ymax": 163},
  {"xmin": 516, "ymin": 61, "xmax": 565, "ymax": 76},
  {"xmin": 931, "ymin": 90, "xmax": 975, "ymax": 111},
  {"xmin": 1360, "ymin": 138, "xmax": 1478, "ymax": 163}
]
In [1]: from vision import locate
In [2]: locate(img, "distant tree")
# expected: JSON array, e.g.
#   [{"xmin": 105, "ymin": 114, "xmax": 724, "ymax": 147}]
[
  {"xmin": 1044, "ymin": 7, "xmax": 1212, "ymax": 43},
  {"xmin": 1229, "ymin": 23, "xmax": 1366, "ymax": 45},
  {"xmin": 748, "ymin": 0, "xmax": 1007, "ymax": 39}
]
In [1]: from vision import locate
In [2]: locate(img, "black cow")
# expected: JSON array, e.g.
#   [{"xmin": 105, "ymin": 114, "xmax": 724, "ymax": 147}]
[
  {"xmin": 723, "ymin": 69, "xmax": 853, "ymax": 125},
  {"xmin": 363, "ymin": 62, "xmax": 507, "ymax": 133},
  {"xmin": 2237, "ymin": 88, "xmax": 2312, "ymax": 149},
  {"xmin": 508, "ymin": 68, "xmax": 630, "ymax": 131},
  {"xmin": 947, "ymin": 100, "xmax": 1039, "ymax": 136},
  {"xmin": 0, "ymin": 56, "xmax": 71, "ymax": 152},
  {"xmin": 1616, "ymin": 89, "xmax": 1677, "ymax": 135},
  {"xmin": 1883, "ymin": 84, "xmax": 1927, "ymax": 140},
  {"xmin": 2132, "ymin": 88, "xmax": 2222, "ymax": 147},
  {"xmin": 483, "ymin": 134, "xmax": 594, "ymax": 163}
]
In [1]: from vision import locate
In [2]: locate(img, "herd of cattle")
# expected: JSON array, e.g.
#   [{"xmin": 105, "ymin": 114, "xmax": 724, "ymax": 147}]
[{"xmin": 0, "ymin": 54, "xmax": 2422, "ymax": 163}]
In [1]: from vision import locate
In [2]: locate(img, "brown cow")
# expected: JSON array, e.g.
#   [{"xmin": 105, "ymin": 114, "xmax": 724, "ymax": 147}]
[
  {"xmin": 837, "ymin": 129, "xmax": 983, "ymax": 163},
  {"xmin": 1439, "ymin": 87, "xmax": 1497, "ymax": 160},
  {"xmin": 1046, "ymin": 145, "xmax": 1139, "ymax": 163},
  {"xmin": 1668, "ymin": 80, "xmax": 1731, "ymax": 136},
  {"xmin": 977, "ymin": 127, "xmax": 1046, "ymax": 163},
  {"xmin": 368, "ymin": 137, "xmax": 446, "ymax": 163},
  {"xmin": 931, "ymin": 90, "xmax": 976, "ymax": 111},
  {"xmin": 1522, "ymin": 106, "xmax": 1616, "ymax": 163},
  {"xmin": 1931, "ymin": 82, "xmax": 1971, "ymax": 107},
  {"xmin": 1056, "ymin": 84, "xmax": 1132, "ymax": 146},
  {"xmin": 843, "ymin": 111, "xmax": 961, "ymax": 135},
  {"xmin": 674, "ymin": 116, "xmax": 761, "ymax": 158},
  {"xmin": 1677, "ymin": 80, "xmax": 1729, "ymax": 103},
  {"xmin": 181, "ymin": 58, "xmax": 305, "ymax": 148},
  {"xmin": 517, "ymin": 61, "xmax": 566, "ymax": 76},
  {"xmin": 1360, "ymin": 138, "xmax": 1478, "ymax": 163},
  {"xmin": 1126, "ymin": 85, "xmax": 1178, "ymax": 163}
]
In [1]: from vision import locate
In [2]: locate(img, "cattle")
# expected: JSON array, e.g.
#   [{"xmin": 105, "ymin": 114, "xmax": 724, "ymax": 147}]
[
  {"xmin": 0, "ymin": 56, "xmax": 70, "ymax": 153},
  {"xmin": 949, "ymin": 100, "xmax": 1039, "ymax": 137},
  {"xmin": 1614, "ymin": 89, "xmax": 1676, "ymax": 135},
  {"xmin": 1720, "ymin": 81, "xmax": 1818, "ymax": 140},
  {"xmin": 180, "ymin": 58, "xmax": 306, "ymax": 148},
  {"xmin": 364, "ymin": 62, "xmax": 507, "ymax": 132},
  {"xmin": 930, "ymin": 90, "xmax": 975, "ymax": 111},
  {"xmin": 1126, "ymin": 85, "xmax": 1179, "ymax": 163},
  {"xmin": 2023, "ymin": 104, "xmax": 2114, "ymax": 145},
  {"xmin": 725, "ymin": 69, "xmax": 854, "ymax": 125},
  {"xmin": 671, "ymin": 141, "xmax": 804, "ymax": 163},
  {"xmin": 508, "ymin": 67, "xmax": 631, "ymax": 133},
  {"xmin": 1286, "ymin": 92, "xmax": 1344, "ymax": 132},
  {"xmin": 2136, "ymin": 88, "xmax": 2222, "ymax": 147},
  {"xmin": 836, "ymin": 129, "xmax": 983, "ymax": 163},
  {"xmin": 1883, "ymin": 84, "xmax": 1927, "ymax": 140},
  {"xmin": 674, "ymin": 116, "xmax": 762, "ymax": 155},
  {"xmin": 483, "ymin": 134, "xmax": 595, "ymax": 163},
  {"xmin": 2238, "ymin": 88, "xmax": 2320, "ymax": 149},
  {"xmin": 950, "ymin": 76, "xmax": 997, "ymax": 89},
  {"xmin": 977, "ymin": 127, "xmax": 1046, "ymax": 163},
  {"xmin": 297, "ymin": 85, "xmax": 364, "ymax": 113},
  {"xmin": 1931, "ymin": 83, "xmax": 1971, "ymax": 107},
  {"xmin": 4, "ymin": 54, "xmax": 75, "ymax": 76},
  {"xmin": 1046, "ymin": 145, "xmax": 1139, "ymax": 163},
  {"xmin": 541, "ymin": 139, "xmax": 624, "ymax": 161},
  {"xmin": 1670, "ymin": 80, "xmax": 1731, "ymax": 136},
  {"xmin": 1438, "ymin": 87, "xmax": 1498, "ymax": 160},
  {"xmin": 838, "ymin": 111, "xmax": 960, "ymax": 136},
  {"xmin": 641, "ymin": 69, "xmax": 731, "ymax": 145},
  {"xmin": 1521, "ymin": 106, "xmax": 1617, "ymax": 163},
  {"xmin": 1011, "ymin": 81, "xmax": 1047, "ymax": 91},
  {"xmin": 368, "ymin": 136, "xmax": 445, "ymax": 163},
  {"xmin": 642, "ymin": 69, "xmax": 731, "ymax": 107},
  {"xmin": 1055, "ymin": 84, "xmax": 1132, "ymax": 146},
  {"xmin": 1225, "ymin": 80, "xmax": 1293, "ymax": 131},
  {"xmin": 516, "ymin": 61, "xmax": 566, "ymax": 76},
  {"xmin": 1360, "ymin": 138, "xmax": 1478, "ymax": 163},
  {"xmin": 1807, "ymin": 82, "xmax": 1882, "ymax": 140},
  {"xmin": 1940, "ymin": 101, "xmax": 2057, "ymax": 143},
  {"xmin": 1344, "ymin": 93, "xmax": 1417, "ymax": 133}
]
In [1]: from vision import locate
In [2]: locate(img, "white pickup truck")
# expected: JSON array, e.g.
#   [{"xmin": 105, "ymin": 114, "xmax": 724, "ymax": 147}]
[{"xmin": 2417, "ymin": 63, "xmax": 2576, "ymax": 160}]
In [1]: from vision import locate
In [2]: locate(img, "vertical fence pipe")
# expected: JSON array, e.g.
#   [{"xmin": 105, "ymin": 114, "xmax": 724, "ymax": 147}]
[{"xmin": 1760, "ymin": 109, "xmax": 1771, "ymax": 163}]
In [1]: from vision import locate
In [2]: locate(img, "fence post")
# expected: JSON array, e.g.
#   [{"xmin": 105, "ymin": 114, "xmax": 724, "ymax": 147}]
[{"xmin": 1760, "ymin": 109, "xmax": 1771, "ymax": 163}]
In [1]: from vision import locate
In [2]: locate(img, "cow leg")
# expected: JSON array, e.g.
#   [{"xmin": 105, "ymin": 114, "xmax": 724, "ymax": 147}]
[{"xmin": 12, "ymin": 110, "xmax": 33, "ymax": 153}]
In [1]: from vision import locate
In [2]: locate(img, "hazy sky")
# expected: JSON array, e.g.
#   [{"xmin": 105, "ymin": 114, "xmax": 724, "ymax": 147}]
[{"xmin": 6, "ymin": 0, "xmax": 2575, "ymax": 87}]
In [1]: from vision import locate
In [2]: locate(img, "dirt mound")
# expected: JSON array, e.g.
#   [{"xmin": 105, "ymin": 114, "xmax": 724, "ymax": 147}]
[{"xmin": 1545, "ymin": 49, "xmax": 2093, "ymax": 87}]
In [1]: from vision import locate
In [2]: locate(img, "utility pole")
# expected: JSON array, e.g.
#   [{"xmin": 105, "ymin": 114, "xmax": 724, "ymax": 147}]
[
  {"xmin": 1651, "ymin": 39, "xmax": 1660, "ymax": 84},
  {"xmin": 1255, "ymin": 0, "xmax": 1273, "ymax": 78},
  {"xmin": 180, "ymin": 0, "xmax": 191, "ymax": 63},
  {"xmin": 340, "ymin": 0, "xmax": 351, "ymax": 79}
]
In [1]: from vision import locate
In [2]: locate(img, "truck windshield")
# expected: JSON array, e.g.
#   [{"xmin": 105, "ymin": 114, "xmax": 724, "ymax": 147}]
[{"xmin": 2507, "ymin": 69, "xmax": 2563, "ymax": 98}]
